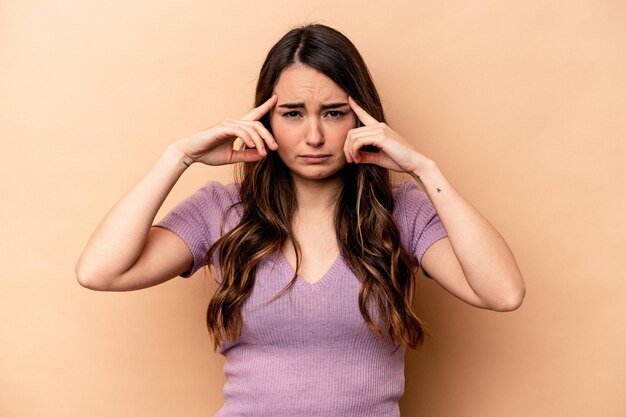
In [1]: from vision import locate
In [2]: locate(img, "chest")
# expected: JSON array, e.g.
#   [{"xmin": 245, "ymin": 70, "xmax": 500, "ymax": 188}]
[
  {"xmin": 217, "ymin": 251, "xmax": 389, "ymax": 355},
  {"xmin": 281, "ymin": 220, "xmax": 339, "ymax": 285}
]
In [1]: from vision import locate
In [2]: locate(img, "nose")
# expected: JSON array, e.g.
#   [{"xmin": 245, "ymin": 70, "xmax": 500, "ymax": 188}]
[{"xmin": 305, "ymin": 119, "xmax": 324, "ymax": 147}]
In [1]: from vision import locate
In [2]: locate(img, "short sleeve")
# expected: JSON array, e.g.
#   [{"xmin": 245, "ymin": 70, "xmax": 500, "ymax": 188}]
[
  {"xmin": 152, "ymin": 180, "xmax": 241, "ymax": 278},
  {"xmin": 393, "ymin": 180, "xmax": 448, "ymax": 279}
]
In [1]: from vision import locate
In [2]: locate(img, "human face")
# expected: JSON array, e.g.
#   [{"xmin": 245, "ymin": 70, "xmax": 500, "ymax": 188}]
[{"xmin": 269, "ymin": 64, "xmax": 357, "ymax": 184}]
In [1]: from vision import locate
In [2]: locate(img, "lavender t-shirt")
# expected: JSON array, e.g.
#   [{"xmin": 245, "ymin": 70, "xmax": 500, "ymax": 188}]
[{"xmin": 154, "ymin": 180, "xmax": 447, "ymax": 417}]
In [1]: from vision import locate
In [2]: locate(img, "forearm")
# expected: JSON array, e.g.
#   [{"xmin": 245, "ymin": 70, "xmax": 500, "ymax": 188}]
[
  {"xmin": 412, "ymin": 161, "xmax": 526, "ymax": 309},
  {"xmin": 75, "ymin": 144, "xmax": 190, "ymax": 284}
]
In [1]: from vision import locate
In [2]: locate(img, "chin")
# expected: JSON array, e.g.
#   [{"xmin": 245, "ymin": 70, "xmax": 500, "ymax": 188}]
[{"xmin": 291, "ymin": 166, "xmax": 346, "ymax": 182}]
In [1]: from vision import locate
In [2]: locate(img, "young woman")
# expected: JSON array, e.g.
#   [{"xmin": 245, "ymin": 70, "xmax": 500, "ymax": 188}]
[{"xmin": 76, "ymin": 24, "xmax": 525, "ymax": 416}]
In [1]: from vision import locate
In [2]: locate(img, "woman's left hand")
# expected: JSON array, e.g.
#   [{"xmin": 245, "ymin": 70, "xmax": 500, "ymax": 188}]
[{"xmin": 344, "ymin": 96, "xmax": 431, "ymax": 173}]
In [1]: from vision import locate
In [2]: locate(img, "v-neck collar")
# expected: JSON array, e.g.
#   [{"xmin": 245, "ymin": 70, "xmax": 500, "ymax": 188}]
[{"xmin": 276, "ymin": 251, "xmax": 342, "ymax": 292}]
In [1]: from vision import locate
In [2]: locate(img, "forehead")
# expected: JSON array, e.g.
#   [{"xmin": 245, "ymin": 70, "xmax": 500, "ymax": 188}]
[{"xmin": 273, "ymin": 64, "xmax": 346, "ymax": 101}]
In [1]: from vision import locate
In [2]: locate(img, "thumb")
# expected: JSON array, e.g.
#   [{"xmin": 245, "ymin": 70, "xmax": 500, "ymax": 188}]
[
  {"xmin": 354, "ymin": 151, "xmax": 380, "ymax": 165},
  {"xmin": 229, "ymin": 149, "xmax": 265, "ymax": 163}
]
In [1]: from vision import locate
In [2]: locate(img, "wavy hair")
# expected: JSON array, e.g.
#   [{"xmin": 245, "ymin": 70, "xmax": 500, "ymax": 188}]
[{"xmin": 205, "ymin": 24, "xmax": 428, "ymax": 353}]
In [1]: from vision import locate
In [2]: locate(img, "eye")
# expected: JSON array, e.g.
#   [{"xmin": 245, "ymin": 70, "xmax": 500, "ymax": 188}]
[
  {"xmin": 282, "ymin": 111, "xmax": 301, "ymax": 119},
  {"xmin": 326, "ymin": 111, "xmax": 344, "ymax": 119}
]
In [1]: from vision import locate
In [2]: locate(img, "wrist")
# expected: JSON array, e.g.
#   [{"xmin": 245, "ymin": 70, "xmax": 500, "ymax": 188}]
[
  {"xmin": 165, "ymin": 143, "xmax": 194, "ymax": 169},
  {"xmin": 410, "ymin": 159, "xmax": 449, "ymax": 195},
  {"xmin": 411, "ymin": 156, "xmax": 437, "ymax": 178}
]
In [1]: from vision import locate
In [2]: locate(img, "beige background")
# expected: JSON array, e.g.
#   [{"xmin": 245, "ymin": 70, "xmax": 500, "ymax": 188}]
[{"xmin": 1, "ymin": 1, "xmax": 624, "ymax": 416}]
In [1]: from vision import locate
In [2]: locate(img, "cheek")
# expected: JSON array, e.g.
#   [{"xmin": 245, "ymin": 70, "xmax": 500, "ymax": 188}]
[
  {"xmin": 270, "ymin": 118, "xmax": 300, "ymax": 148},
  {"xmin": 271, "ymin": 122, "xmax": 293, "ymax": 144},
  {"xmin": 269, "ymin": 115, "xmax": 287, "ymax": 141},
  {"xmin": 328, "ymin": 120, "xmax": 353, "ymax": 142}
]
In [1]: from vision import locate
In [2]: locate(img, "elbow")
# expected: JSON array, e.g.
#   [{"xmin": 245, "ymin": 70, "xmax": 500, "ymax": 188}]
[
  {"xmin": 75, "ymin": 267, "xmax": 98, "ymax": 290},
  {"xmin": 491, "ymin": 285, "xmax": 526, "ymax": 312},
  {"xmin": 75, "ymin": 262, "xmax": 111, "ymax": 291}
]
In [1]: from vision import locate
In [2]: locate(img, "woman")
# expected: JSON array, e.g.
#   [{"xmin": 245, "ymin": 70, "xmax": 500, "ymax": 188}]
[{"xmin": 76, "ymin": 24, "xmax": 525, "ymax": 416}]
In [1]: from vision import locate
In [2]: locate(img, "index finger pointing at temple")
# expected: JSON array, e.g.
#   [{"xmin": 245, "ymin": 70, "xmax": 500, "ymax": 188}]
[
  {"xmin": 242, "ymin": 94, "xmax": 278, "ymax": 121},
  {"xmin": 348, "ymin": 96, "xmax": 379, "ymax": 126}
]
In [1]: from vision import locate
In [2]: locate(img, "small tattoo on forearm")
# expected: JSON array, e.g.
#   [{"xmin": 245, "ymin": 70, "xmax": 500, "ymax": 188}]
[{"xmin": 437, "ymin": 188, "xmax": 442, "ymax": 193}]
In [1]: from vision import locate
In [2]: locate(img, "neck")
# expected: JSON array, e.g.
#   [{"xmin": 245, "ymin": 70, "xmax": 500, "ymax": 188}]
[{"xmin": 292, "ymin": 175, "xmax": 343, "ymax": 216}]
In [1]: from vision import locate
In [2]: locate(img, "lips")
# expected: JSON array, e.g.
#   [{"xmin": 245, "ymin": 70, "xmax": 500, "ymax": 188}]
[{"xmin": 299, "ymin": 154, "xmax": 331, "ymax": 163}]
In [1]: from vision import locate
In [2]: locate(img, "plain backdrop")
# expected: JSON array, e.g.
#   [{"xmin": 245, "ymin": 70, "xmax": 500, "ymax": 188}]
[{"xmin": 1, "ymin": 1, "xmax": 624, "ymax": 416}]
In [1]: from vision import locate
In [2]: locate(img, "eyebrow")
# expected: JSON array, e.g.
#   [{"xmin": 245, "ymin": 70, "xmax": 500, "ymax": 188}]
[{"xmin": 277, "ymin": 102, "xmax": 349, "ymax": 110}]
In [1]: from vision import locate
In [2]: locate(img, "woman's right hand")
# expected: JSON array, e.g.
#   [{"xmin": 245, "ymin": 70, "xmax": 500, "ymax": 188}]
[{"xmin": 174, "ymin": 94, "xmax": 279, "ymax": 166}]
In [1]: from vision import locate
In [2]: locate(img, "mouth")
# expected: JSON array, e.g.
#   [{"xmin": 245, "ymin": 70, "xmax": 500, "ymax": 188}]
[{"xmin": 299, "ymin": 154, "xmax": 331, "ymax": 163}]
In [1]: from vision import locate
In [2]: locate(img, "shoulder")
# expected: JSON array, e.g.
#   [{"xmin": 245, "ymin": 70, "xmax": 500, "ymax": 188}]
[
  {"xmin": 172, "ymin": 180, "xmax": 243, "ymax": 228},
  {"xmin": 190, "ymin": 180, "xmax": 242, "ymax": 212},
  {"xmin": 391, "ymin": 180, "xmax": 432, "ymax": 217},
  {"xmin": 391, "ymin": 180, "xmax": 446, "ymax": 258},
  {"xmin": 392, "ymin": 179, "xmax": 424, "ymax": 197},
  {"xmin": 195, "ymin": 180, "xmax": 241, "ymax": 203}
]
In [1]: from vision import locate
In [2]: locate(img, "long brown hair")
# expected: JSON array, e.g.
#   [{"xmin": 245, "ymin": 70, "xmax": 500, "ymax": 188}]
[{"xmin": 205, "ymin": 24, "xmax": 428, "ymax": 353}]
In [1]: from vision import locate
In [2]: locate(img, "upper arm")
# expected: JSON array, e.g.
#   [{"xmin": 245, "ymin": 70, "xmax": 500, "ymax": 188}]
[
  {"xmin": 101, "ymin": 227, "xmax": 194, "ymax": 291},
  {"xmin": 420, "ymin": 237, "xmax": 490, "ymax": 309}
]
